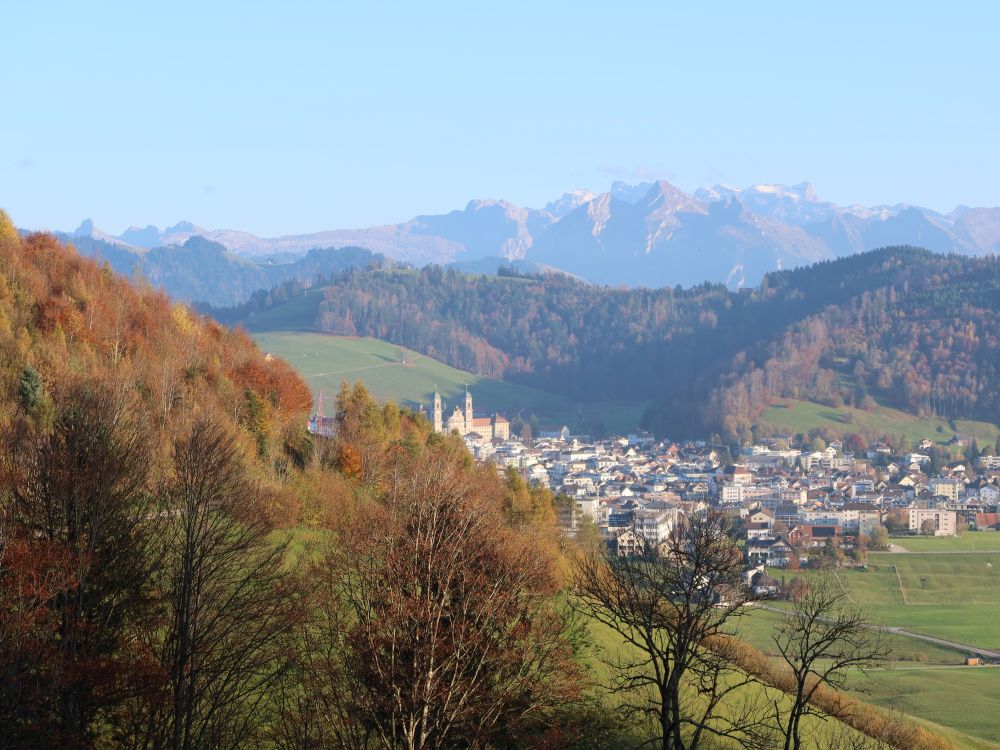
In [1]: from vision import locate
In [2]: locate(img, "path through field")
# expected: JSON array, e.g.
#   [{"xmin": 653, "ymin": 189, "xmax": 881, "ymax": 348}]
[{"xmin": 758, "ymin": 605, "xmax": 1000, "ymax": 660}]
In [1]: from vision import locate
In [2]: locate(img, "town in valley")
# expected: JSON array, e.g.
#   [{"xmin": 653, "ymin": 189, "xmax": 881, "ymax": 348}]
[{"xmin": 316, "ymin": 387, "xmax": 998, "ymax": 577}]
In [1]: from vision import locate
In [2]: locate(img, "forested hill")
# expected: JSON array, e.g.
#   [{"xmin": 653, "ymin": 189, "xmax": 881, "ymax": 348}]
[
  {"xmin": 215, "ymin": 247, "xmax": 1000, "ymax": 440},
  {"xmin": 57, "ymin": 233, "xmax": 385, "ymax": 307},
  {"xmin": 0, "ymin": 213, "xmax": 591, "ymax": 746},
  {"xmin": 0, "ymin": 212, "xmax": 314, "ymax": 501}
]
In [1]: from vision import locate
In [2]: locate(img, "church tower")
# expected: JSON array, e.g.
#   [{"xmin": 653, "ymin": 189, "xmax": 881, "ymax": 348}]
[
  {"xmin": 464, "ymin": 387, "xmax": 473, "ymax": 434},
  {"xmin": 433, "ymin": 389, "xmax": 443, "ymax": 433}
]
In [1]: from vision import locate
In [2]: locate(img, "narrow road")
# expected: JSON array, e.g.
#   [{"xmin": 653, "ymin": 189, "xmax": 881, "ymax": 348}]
[
  {"xmin": 879, "ymin": 626, "xmax": 1000, "ymax": 660},
  {"xmin": 304, "ymin": 361, "xmax": 403, "ymax": 379},
  {"xmin": 757, "ymin": 605, "xmax": 1000, "ymax": 660},
  {"xmin": 303, "ymin": 354, "xmax": 428, "ymax": 380}
]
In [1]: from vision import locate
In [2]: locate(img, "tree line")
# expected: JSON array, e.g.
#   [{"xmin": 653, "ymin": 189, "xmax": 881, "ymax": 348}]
[{"xmin": 215, "ymin": 245, "xmax": 1000, "ymax": 439}]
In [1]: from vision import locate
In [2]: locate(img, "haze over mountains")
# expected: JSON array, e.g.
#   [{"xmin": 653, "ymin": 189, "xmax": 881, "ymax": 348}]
[{"xmin": 69, "ymin": 180, "xmax": 1000, "ymax": 290}]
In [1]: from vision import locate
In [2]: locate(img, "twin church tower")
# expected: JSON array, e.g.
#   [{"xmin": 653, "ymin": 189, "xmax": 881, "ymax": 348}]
[{"xmin": 431, "ymin": 387, "xmax": 509, "ymax": 441}]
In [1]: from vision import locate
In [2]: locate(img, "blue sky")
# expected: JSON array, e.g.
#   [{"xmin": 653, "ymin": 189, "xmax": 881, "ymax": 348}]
[{"xmin": 2, "ymin": 1, "xmax": 997, "ymax": 235}]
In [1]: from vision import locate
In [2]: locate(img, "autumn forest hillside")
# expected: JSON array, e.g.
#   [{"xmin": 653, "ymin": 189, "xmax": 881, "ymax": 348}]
[
  {"xmin": 0, "ymin": 216, "xmax": 315, "ymax": 477},
  {"xmin": 212, "ymin": 247, "xmax": 1000, "ymax": 442},
  {"xmin": 0, "ymin": 214, "xmax": 586, "ymax": 747}
]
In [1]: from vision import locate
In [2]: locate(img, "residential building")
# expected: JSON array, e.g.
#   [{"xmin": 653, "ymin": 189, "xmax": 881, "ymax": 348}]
[
  {"xmin": 908, "ymin": 508, "xmax": 958, "ymax": 536},
  {"xmin": 930, "ymin": 477, "xmax": 963, "ymax": 503}
]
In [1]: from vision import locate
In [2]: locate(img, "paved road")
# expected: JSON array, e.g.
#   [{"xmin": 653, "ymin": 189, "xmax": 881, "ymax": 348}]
[
  {"xmin": 879, "ymin": 626, "xmax": 1000, "ymax": 660},
  {"xmin": 757, "ymin": 605, "xmax": 1000, "ymax": 660}
]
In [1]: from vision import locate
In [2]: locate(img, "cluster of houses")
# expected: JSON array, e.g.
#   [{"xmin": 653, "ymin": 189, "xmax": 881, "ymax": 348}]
[
  {"xmin": 464, "ymin": 427, "xmax": 1000, "ymax": 569},
  {"xmin": 308, "ymin": 387, "xmax": 1000, "ymax": 569}
]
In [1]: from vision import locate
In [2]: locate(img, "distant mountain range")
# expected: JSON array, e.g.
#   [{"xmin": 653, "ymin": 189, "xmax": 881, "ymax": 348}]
[
  {"xmin": 66, "ymin": 180, "xmax": 1000, "ymax": 289},
  {"xmin": 52, "ymin": 233, "xmax": 385, "ymax": 307}
]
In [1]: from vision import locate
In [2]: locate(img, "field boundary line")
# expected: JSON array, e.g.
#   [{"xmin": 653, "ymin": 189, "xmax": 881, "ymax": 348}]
[
  {"xmin": 876, "ymin": 549, "xmax": 1000, "ymax": 555},
  {"xmin": 832, "ymin": 570, "xmax": 856, "ymax": 604},
  {"xmin": 893, "ymin": 565, "xmax": 909, "ymax": 605}
]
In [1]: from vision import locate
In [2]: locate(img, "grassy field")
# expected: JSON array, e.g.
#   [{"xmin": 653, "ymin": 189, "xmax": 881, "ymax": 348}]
[
  {"xmin": 758, "ymin": 551, "xmax": 1000, "ymax": 742},
  {"xmin": 879, "ymin": 552, "xmax": 1000, "ymax": 608},
  {"xmin": 738, "ymin": 598, "xmax": 1000, "ymax": 746},
  {"xmin": 584, "ymin": 612, "xmax": 882, "ymax": 748},
  {"xmin": 892, "ymin": 531, "xmax": 1000, "ymax": 553},
  {"xmin": 771, "ymin": 553, "xmax": 1000, "ymax": 650},
  {"xmin": 847, "ymin": 666, "xmax": 1000, "ymax": 746},
  {"xmin": 253, "ymin": 331, "xmax": 649, "ymax": 434},
  {"xmin": 735, "ymin": 606, "xmax": 964, "ymax": 665},
  {"xmin": 758, "ymin": 397, "xmax": 999, "ymax": 446}
]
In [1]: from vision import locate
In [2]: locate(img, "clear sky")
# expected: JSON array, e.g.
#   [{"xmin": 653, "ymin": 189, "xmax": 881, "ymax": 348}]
[{"xmin": 2, "ymin": 1, "xmax": 997, "ymax": 236}]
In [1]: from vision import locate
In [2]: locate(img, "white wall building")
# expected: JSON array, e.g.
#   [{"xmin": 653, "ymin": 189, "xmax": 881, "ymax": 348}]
[{"xmin": 908, "ymin": 508, "xmax": 958, "ymax": 536}]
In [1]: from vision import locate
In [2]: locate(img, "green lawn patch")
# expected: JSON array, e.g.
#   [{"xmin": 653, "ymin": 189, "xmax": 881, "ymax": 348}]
[
  {"xmin": 893, "ymin": 532, "xmax": 1000, "ymax": 553},
  {"xmin": 253, "ymin": 331, "xmax": 648, "ymax": 435},
  {"xmin": 736, "ymin": 606, "xmax": 964, "ymax": 665},
  {"xmin": 738, "ymin": 602, "xmax": 1000, "ymax": 747},
  {"xmin": 847, "ymin": 666, "xmax": 1000, "ymax": 746},
  {"xmin": 758, "ymin": 398, "xmax": 998, "ymax": 446},
  {"xmin": 772, "ymin": 555, "xmax": 1000, "ymax": 650},
  {"xmin": 583, "ymin": 611, "xmax": 878, "ymax": 748}
]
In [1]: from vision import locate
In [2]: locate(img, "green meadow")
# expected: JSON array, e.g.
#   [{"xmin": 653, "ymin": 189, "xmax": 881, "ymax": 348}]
[
  {"xmin": 585, "ymin": 611, "xmax": 880, "ymax": 749},
  {"xmin": 753, "ymin": 546, "xmax": 1000, "ymax": 745},
  {"xmin": 738, "ymin": 597, "xmax": 1000, "ymax": 747},
  {"xmin": 770, "ymin": 552, "xmax": 1000, "ymax": 649},
  {"xmin": 253, "ymin": 331, "xmax": 648, "ymax": 435},
  {"xmin": 760, "ymin": 546, "xmax": 1000, "ymax": 746},
  {"xmin": 847, "ymin": 666, "xmax": 1000, "ymax": 747},
  {"xmin": 892, "ymin": 531, "xmax": 1000, "ymax": 553},
  {"xmin": 758, "ymin": 397, "xmax": 999, "ymax": 446}
]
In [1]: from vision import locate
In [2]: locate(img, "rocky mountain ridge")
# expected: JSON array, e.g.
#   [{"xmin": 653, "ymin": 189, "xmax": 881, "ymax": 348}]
[{"xmin": 67, "ymin": 180, "xmax": 1000, "ymax": 288}]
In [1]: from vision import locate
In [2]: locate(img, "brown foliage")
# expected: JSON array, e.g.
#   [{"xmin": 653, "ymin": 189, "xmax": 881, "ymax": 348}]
[
  {"xmin": 0, "ymin": 216, "xmax": 321, "ymax": 745},
  {"xmin": 285, "ymin": 446, "xmax": 587, "ymax": 749},
  {"xmin": 0, "ymin": 535, "xmax": 77, "ymax": 747},
  {"xmin": 0, "ymin": 225, "xmax": 313, "ymax": 477},
  {"xmin": 135, "ymin": 419, "xmax": 304, "ymax": 750},
  {"xmin": 0, "ymin": 384, "xmax": 163, "ymax": 746}
]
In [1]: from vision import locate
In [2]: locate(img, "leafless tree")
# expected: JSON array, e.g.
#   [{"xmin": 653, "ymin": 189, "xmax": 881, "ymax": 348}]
[
  {"xmin": 573, "ymin": 512, "xmax": 769, "ymax": 750},
  {"xmin": 145, "ymin": 419, "xmax": 302, "ymax": 750},
  {"xmin": 772, "ymin": 575, "xmax": 890, "ymax": 750}
]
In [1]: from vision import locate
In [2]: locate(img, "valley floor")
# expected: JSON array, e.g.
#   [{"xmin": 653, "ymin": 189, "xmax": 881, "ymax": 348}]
[{"xmin": 746, "ymin": 540, "xmax": 1000, "ymax": 746}]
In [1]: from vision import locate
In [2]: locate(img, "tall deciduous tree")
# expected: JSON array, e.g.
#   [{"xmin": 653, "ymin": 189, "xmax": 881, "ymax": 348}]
[
  {"xmin": 145, "ymin": 419, "xmax": 302, "ymax": 750},
  {"xmin": 772, "ymin": 575, "xmax": 890, "ymax": 750},
  {"xmin": 574, "ymin": 513, "xmax": 768, "ymax": 750},
  {"xmin": 1, "ymin": 385, "xmax": 161, "ymax": 746},
  {"xmin": 296, "ymin": 448, "xmax": 585, "ymax": 750}
]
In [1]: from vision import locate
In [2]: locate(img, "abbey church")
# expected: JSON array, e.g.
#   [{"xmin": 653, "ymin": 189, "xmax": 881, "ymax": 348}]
[{"xmin": 432, "ymin": 388, "xmax": 509, "ymax": 441}]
